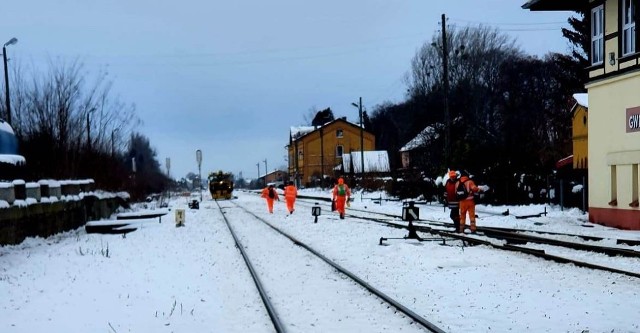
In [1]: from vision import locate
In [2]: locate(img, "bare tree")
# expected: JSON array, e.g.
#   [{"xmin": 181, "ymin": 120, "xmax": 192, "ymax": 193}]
[
  {"xmin": 5, "ymin": 57, "xmax": 141, "ymax": 183},
  {"xmin": 302, "ymin": 106, "xmax": 319, "ymax": 125},
  {"xmin": 407, "ymin": 25, "xmax": 521, "ymax": 103}
]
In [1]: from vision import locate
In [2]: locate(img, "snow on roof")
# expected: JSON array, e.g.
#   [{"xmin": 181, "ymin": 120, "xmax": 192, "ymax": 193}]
[
  {"xmin": 0, "ymin": 121, "xmax": 15, "ymax": 135},
  {"xmin": 0, "ymin": 154, "xmax": 25, "ymax": 166},
  {"xmin": 0, "ymin": 120, "xmax": 19, "ymax": 155},
  {"xmin": 573, "ymin": 93, "xmax": 588, "ymax": 108},
  {"xmin": 400, "ymin": 125, "xmax": 440, "ymax": 152},
  {"xmin": 348, "ymin": 151, "xmax": 390, "ymax": 174},
  {"xmin": 290, "ymin": 126, "xmax": 315, "ymax": 140},
  {"xmin": 291, "ymin": 118, "xmax": 364, "ymax": 142}
]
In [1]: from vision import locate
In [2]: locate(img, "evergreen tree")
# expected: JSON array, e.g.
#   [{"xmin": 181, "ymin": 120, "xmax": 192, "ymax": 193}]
[
  {"xmin": 561, "ymin": 10, "xmax": 590, "ymax": 87},
  {"xmin": 311, "ymin": 107, "xmax": 334, "ymax": 127},
  {"xmin": 126, "ymin": 133, "xmax": 169, "ymax": 199}
]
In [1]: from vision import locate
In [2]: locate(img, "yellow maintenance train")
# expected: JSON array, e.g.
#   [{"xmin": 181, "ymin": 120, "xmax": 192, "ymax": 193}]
[{"xmin": 208, "ymin": 171, "xmax": 234, "ymax": 200}]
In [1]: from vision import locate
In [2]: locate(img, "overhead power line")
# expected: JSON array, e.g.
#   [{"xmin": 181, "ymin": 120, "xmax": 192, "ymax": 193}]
[{"xmin": 449, "ymin": 18, "xmax": 567, "ymax": 26}]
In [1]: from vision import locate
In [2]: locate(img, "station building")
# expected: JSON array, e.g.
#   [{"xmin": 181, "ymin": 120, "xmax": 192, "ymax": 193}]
[
  {"xmin": 288, "ymin": 117, "xmax": 375, "ymax": 187},
  {"xmin": 524, "ymin": 0, "xmax": 640, "ymax": 229}
]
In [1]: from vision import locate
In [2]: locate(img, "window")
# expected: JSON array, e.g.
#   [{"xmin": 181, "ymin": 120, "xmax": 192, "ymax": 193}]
[
  {"xmin": 336, "ymin": 145, "xmax": 343, "ymax": 158},
  {"xmin": 591, "ymin": 5, "xmax": 604, "ymax": 65},
  {"xmin": 336, "ymin": 129, "xmax": 343, "ymax": 138},
  {"xmin": 298, "ymin": 149, "xmax": 303, "ymax": 160},
  {"xmin": 622, "ymin": 0, "xmax": 636, "ymax": 56}
]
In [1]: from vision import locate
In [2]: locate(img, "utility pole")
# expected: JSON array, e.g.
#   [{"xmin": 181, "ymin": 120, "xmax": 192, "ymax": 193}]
[
  {"xmin": 166, "ymin": 157, "xmax": 171, "ymax": 201},
  {"xmin": 256, "ymin": 163, "xmax": 260, "ymax": 188},
  {"xmin": 2, "ymin": 47, "xmax": 10, "ymax": 126},
  {"xmin": 441, "ymin": 13, "xmax": 451, "ymax": 166},
  {"xmin": 263, "ymin": 159, "xmax": 268, "ymax": 185},
  {"xmin": 294, "ymin": 140, "xmax": 300, "ymax": 188},
  {"xmin": 319, "ymin": 126, "xmax": 324, "ymax": 188},
  {"xmin": 196, "ymin": 149, "xmax": 202, "ymax": 202},
  {"xmin": 3, "ymin": 38, "xmax": 18, "ymax": 126},
  {"xmin": 358, "ymin": 97, "xmax": 365, "ymax": 176}
]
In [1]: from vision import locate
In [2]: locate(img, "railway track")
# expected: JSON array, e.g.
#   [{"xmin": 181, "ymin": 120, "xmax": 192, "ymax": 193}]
[
  {"xmin": 297, "ymin": 196, "xmax": 640, "ymax": 255},
  {"xmin": 294, "ymin": 197, "xmax": 640, "ymax": 279},
  {"xmin": 214, "ymin": 199, "xmax": 446, "ymax": 333}
]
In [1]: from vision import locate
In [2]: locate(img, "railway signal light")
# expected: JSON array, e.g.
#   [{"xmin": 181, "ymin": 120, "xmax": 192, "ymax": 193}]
[
  {"xmin": 312, "ymin": 203, "xmax": 321, "ymax": 223},
  {"xmin": 402, "ymin": 201, "xmax": 420, "ymax": 239}
]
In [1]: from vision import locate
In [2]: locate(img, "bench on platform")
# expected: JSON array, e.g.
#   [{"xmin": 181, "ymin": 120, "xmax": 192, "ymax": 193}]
[
  {"xmin": 116, "ymin": 209, "xmax": 169, "ymax": 223},
  {"xmin": 85, "ymin": 220, "xmax": 137, "ymax": 235}
]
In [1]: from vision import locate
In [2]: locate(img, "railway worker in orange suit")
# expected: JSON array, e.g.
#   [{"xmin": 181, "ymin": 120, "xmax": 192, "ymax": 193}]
[
  {"xmin": 444, "ymin": 170, "xmax": 461, "ymax": 233},
  {"xmin": 261, "ymin": 184, "xmax": 280, "ymax": 214},
  {"xmin": 284, "ymin": 181, "xmax": 298, "ymax": 214},
  {"xmin": 456, "ymin": 170, "xmax": 483, "ymax": 233},
  {"xmin": 332, "ymin": 177, "xmax": 351, "ymax": 219}
]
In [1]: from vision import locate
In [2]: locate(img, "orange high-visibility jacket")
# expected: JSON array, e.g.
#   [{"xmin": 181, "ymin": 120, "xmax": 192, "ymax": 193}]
[
  {"xmin": 455, "ymin": 176, "xmax": 479, "ymax": 201},
  {"xmin": 332, "ymin": 183, "xmax": 351, "ymax": 200},
  {"xmin": 284, "ymin": 185, "xmax": 298, "ymax": 199},
  {"xmin": 261, "ymin": 187, "xmax": 279, "ymax": 201}
]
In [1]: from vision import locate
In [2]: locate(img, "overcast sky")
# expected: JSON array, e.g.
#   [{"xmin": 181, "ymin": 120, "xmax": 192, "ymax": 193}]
[{"xmin": 1, "ymin": 0, "xmax": 576, "ymax": 180}]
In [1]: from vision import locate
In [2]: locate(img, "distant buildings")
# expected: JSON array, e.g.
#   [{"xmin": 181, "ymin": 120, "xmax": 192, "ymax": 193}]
[
  {"xmin": 399, "ymin": 125, "xmax": 440, "ymax": 170},
  {"xmin": 287, "ymin": 117, "xmax": 376, "ymax": 187},
  {"xmin": 572, "ymin": 93, "xmax": 588, "ymax": 170}
]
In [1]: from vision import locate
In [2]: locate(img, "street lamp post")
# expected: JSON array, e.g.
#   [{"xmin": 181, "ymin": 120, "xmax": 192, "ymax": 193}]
[
  {"xmin": 3, "ymin": 37, "xmax": 18, "ymax": 126},
  {"xmin": 351, "ymin": 97, "xmax": 365, "ymax": 177},
  {"xmin": 256, "ymin": 163, "xmax": 260, "ymax": 188},
  {"xmin": 166, "ymin": 157, "xmax": 171, "ymax": 201},
  {"xmin": 263, "ymin": 159, "xmax": 267, "ymax": 186},
  {"xmin": 196, "ymin": 149, "xmax": 202, "ymax": 201}
]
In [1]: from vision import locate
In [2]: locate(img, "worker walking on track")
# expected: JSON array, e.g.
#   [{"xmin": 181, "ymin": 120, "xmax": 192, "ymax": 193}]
[
  {"xmin": 444, "ymin": 170, "xmax": 461, "ymax": 233},
  {"xmin": 332, "ymin": 177, "xmax": 351, "ymax": 219},
  {"xmin": 261, "ymin": 184, "xmax": 280, "ymax": 214},
  {"xmin": 284, "ymin": 181, "xmax": 298, "ymax": 214},
  {"xmin": 456, "ymin": 170, "xmax": 483, "ymax": 233}
]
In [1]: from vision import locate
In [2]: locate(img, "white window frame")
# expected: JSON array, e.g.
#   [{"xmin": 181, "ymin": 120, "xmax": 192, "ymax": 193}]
[
  {"xmin": 622, "ymin": 0, "xmax": 636, "ymax": 56},
  {"xmin": 591, "ymin": 5, "xmax": 604, "ymax": 65},
  {"xmin": 336, "ymin": 145, "xmax": 343, "ymax": 158},
  {"xmin": 336, "ymin": 129, "xmax": 344, "ymax": 138}
]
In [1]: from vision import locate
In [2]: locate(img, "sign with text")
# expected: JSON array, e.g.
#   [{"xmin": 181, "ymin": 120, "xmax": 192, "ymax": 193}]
[
  {"xmin": 175, "ymin": 209, "xmax": 185, "ymax": 227},
  {"xmin": 627, "ymin": 106, "xmax": 640, "ymax": 133}
]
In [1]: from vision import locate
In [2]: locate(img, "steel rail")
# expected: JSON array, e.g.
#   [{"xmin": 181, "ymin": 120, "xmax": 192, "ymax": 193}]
[
  {"xmin": 231, "ymin": 200, "xmax": 446, "ymax": 333},
  {"xmin": 214, "ymin": 200, "xmax": 286, "ymax": 333},
  {"xmin": 480, "ymin": 227, "xmax": 640, "ymax": 258},
  {"xmin": 296, "ymin": 201, "xmax": 640, "ymax": 279},
  {"xmin": 296, "ymin": 197, "xmax": 640, "ymax": 256}
]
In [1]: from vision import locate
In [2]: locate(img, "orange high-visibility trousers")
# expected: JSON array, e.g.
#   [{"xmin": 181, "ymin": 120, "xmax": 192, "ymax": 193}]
[
  {"xmin": 265, "ymin": 198, "xmax": 276, "ymax": 213},
  {"xmin": 335, "ymin": 196, "xmax": 347, "ymax": 215},
  {"xmin": 285, "ymin": 198, "xmax": 296, "ymax": 213},
  {"xmin": 459, "ymin": 199, "xmax": 476, "ymax": 232}
]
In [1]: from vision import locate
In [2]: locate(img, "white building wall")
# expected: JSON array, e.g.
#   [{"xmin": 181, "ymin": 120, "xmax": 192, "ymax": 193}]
[{"xmin": 587, "ymin": 71, "xmax": 640, "ymax": 210}]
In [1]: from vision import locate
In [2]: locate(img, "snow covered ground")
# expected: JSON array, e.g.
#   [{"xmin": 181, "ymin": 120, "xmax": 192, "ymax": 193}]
[{"xmin": 1, "ymin": 188, "xmax": 639, "ymax": 332}]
